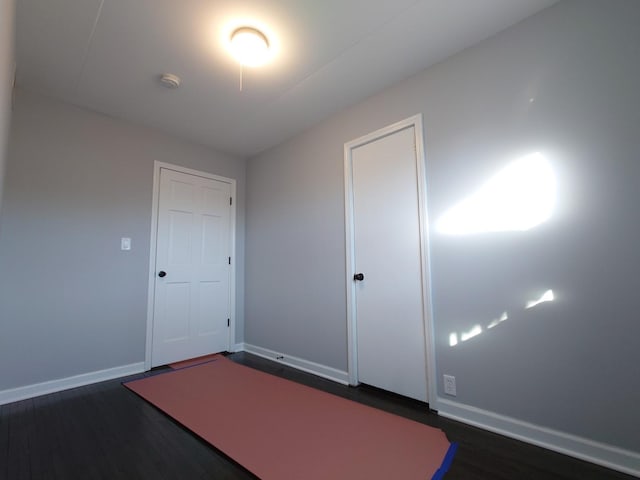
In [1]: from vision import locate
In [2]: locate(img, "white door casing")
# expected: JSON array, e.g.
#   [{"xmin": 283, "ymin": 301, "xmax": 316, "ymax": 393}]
[
  {"xmin": 344, "ymin": 115, "xmax": 436, "ymax": 404},
  {"xmin": 146, "ymin": 163, "xmax": 236, "ymax": 369}
]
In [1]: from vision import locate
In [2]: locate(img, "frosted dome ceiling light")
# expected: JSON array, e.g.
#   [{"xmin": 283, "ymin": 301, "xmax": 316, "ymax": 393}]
[{"xmin": 230, "ymin": 27, "xmax": 270, "ymax": 67}]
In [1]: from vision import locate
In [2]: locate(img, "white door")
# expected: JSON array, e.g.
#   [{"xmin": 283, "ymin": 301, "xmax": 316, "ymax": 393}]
[
  {"xmin": 151, "ymin": 167, "xmax": 232, "ymax": 367},
  {"xmin": 347, "ymin": 121, "xmax": 429, "ymax": 402}
]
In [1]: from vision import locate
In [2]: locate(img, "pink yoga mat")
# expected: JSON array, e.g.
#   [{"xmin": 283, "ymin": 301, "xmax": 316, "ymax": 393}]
[
  {"xmin": 125, "ymin": 357, "xmax": 453, "ymax": 479},
  {"xmin": 169, "ymin": 353, "xmax": 222, "ymax": 370}
]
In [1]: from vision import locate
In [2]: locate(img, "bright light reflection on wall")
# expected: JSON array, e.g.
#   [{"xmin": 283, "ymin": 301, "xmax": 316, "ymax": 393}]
[
  {"xmin": 460, "ymin": 325, "xmax": 483, "ymax": 342},
  {"xmin": 437, "ymin": 153, "xmax": 556, "ymax": 235},
  {"xmin": 526, "ymin": 289, "xmax": 555, "ymax": 309},
  {"xmin": 487, "ymin": 312, "xmax": 509, "ymax": 329},
  {"xmin": 450, "ymin": 289, "xmax": 555, "ymax": 346}
]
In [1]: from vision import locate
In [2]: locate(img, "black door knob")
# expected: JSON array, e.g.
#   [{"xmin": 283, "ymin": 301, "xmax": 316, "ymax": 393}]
[
  {"xmin": 158, "ymin": 271, "xmax": 167, "ymax": 278},
  {"xmin": 353, "ymin": 273, "xmax": 364, "ymax": 281}
]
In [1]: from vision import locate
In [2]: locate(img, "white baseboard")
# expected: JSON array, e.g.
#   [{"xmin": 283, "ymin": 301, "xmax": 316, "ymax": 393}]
[
  {"xmin": 437, "ymin": 398, "xmax": 640, "ymax": 478},
  {"xmin": 230, "ymin": 342, "xmax": 245, "ymax": 353},
  {"xmin": 0, "ymin": 362, "xmax": 145, "ymax": 406},
  {"xmin": 243, "ymin": 343, "xmax": 349, "ymax": 385}
]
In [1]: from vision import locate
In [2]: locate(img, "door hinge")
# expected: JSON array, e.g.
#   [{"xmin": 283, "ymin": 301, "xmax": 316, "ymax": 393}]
[
  {"xmin": 227, "ymin": 318, "xmax": 230, "ymax": 327},
  {"xmin": 228, "ymin": 256, "xmax": 231, "ymax": 265},
  {"xmin": 230, "ymin": 197, "xmax": 233, "ymax": 206}
]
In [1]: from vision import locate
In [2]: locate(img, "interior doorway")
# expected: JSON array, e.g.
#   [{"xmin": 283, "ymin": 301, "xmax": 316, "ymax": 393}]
[
  {"xmin": 146, "ymin": 162, "xmax": 236, "ymax": 369},
  {"xmin": 344, "ymin": 115, "xmax": 434, "ymax": 403}
]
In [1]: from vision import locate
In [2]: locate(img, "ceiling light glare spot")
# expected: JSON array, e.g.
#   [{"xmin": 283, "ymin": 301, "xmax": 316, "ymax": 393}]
[{"xmin": 230, "ymin": 27, "xmax": 270, "ymax": 67}]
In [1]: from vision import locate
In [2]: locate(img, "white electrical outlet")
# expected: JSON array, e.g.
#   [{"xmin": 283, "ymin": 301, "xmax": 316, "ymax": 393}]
[{"xmin": 443, "ymin": 374, "xmax": 457, "ymax": 396}]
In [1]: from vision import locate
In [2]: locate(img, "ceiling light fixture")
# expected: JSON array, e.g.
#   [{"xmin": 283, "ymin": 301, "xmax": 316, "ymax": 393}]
[
  {"xmin": 228, "ymin": 26, "xmax": 271, "ymax": 92},
  {"xmin": 230, "ymin": 27, "xmax": 270, "ymax": 67}
]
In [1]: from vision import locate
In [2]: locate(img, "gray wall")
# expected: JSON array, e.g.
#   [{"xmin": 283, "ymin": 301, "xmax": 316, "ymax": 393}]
[
  {"xmin": 0, "ymin": 89, "xmax": 246, "ymax": 391},
  {"xmin": 0, "ymin": 0, "xmax": 15, "ymax": 212},
  {"xmin": 246, "ymin": 0, "xmax": 640, "ymax": 453}
]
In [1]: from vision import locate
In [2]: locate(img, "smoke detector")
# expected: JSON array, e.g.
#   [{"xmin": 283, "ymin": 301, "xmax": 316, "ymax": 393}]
[{"xmin": 159, "ymin": 73, "xmax": 181, "ymax": 89}]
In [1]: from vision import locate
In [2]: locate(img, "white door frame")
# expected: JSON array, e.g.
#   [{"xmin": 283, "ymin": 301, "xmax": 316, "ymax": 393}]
[
  {"xmin": 343, "ymin": 114, "xmax": 437, "ymax": 406},
  {"xmin": 145, "ymin": 161, "xmax": 237, "ymax": 370}
]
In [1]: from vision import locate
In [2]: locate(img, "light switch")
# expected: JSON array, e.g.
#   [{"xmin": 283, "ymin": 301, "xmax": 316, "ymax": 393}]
[{"xmin": 121, "ymin": 237, "xmax": 131, "ymax": 251}]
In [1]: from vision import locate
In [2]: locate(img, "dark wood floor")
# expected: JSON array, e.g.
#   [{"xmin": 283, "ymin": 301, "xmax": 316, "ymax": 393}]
[{"xmin": 0, "ymin": 352, "xmax": 634, "ymax": 480}]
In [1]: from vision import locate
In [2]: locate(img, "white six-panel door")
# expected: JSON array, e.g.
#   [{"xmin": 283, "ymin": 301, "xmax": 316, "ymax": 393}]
[
  {"xmin": 346, "ymin": 120, "xmax": 430, "ymax": 402},
  {"xmin": 151, "ymin": 167, "xmax": 232, "ymax": 367}
]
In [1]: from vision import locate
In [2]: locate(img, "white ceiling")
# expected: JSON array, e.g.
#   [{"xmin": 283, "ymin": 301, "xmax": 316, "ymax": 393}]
[{"xmin": 15, "ymin": 0, "xmax": 558, "ymax": 157}]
